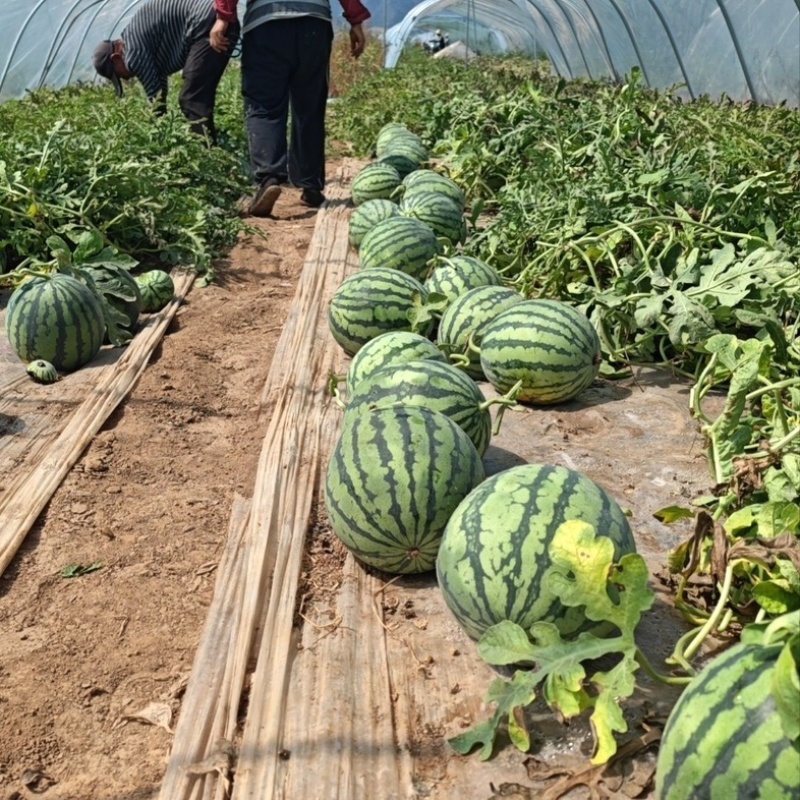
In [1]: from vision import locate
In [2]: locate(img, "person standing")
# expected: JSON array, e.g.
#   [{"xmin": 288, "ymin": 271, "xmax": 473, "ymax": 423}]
[
  {"xmin": 92, "ymin": 0, "xmax": 240, "ymax": 144},
  {"xmin": 210, "ymin": 0, "xmax": 370, "ymax": 216}
]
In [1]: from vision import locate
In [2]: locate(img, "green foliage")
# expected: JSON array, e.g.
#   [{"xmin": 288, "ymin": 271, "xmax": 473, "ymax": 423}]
[
  {"xmin": 0, "ymin": 73, "xmax": 251, "ymax": 280},
  {"xmin": 449, "ymin": 521, "xmax": 659, "ymax": 764}
]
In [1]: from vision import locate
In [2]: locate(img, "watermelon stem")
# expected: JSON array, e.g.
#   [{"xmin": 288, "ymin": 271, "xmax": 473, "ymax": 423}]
[
  {"xmin": 326, "ymin": 371, "xmax": 347, "ymax": 409},
  {"xmin": 481, "ymin": 380, "xmax": 522, "ymax": 435},
  {"xmin": 634, "ymin": 649, "xmax": 692, "ymax": 686},
  {"xmin": 681, "ymin": 561, "xmax": 737, "ymax": 662}
]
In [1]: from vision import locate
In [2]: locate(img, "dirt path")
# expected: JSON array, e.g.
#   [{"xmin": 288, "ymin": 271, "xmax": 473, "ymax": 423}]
[{"xmin": 0, "ymin": 186, "xmax": 318, "ymax": 800}]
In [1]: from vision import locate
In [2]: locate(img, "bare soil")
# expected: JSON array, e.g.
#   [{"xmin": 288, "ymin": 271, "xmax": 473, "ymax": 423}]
[{"xmin": 0, "ymin": 184, "xmax": 318, "ymax": 800}]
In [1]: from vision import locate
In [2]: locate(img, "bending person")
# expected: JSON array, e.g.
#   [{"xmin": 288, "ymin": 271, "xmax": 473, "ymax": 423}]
[
  {"xmin": 210, "ymin": 0, "xmax": 370, "ymax": 215},
  {"xmin": 93, "ymin": 0, "xmax": 240, "ymax": 144}
]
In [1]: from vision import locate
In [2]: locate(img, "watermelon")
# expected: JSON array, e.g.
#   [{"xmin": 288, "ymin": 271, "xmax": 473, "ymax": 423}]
[
  {"xmin": 374, "ymin": 123, "xmax": 422, "ymax": 158},
  {"xmin": 5, "ymin": 272, "xmax": 105, "ymax": 372},
  {"xmin": 328, "ymin": 268, "xmax": 430, "ymax": 356},
  {"xmin": 345, "ymin": 330, "xmax": 446, "ymax": 397},
  {"xmin": 436, "ymin": 463, "xmax": 636, "ymax": 640},
  {"xmin": 401, "ymin": 191, "xmax": 465, "ymax": 246},
  {"xmin": 479, "ymin": 300, "xmax": 601, "ymax": 405},
  {"xmin": 359, "ymin": 216, "xmax": 440, "ymax": 281},
  {"xmin": 325, "ymin": 405, "xmax": 485, "ymax": 573},
  {"xmin": 378, "ymin": 152, "xmax": 419, "ymax": 179},
  {"xmin": 26, "ymin": 359, "xmax": 59, "ymax": 384},
  {"xmin": 401, "ymin": 170, "xmax": 466, "ymax": 211},
  {"xmin": 425, "ymin": 255, "xmax": 502, "ymax": 308},
  {"xmin": 348, "ymin": 199, "xmax": 401, "ymax": 251},
  {"xmin": 351, "ymin": 162, "xmax": 402, "ymax": 206},
  {"xmin": 380, "ymin": 137, "xmax": 429, "ymax": 170},
  {"xmin": 344, "ymin": 359, "xmax": 493, "ymax": 456},
  {"xmin": 437, "ymin": 286, "xmax": 524, "ymax": 379},
  {"xmin": 656, "ymin": 639, "xmax": 800, "ymax": 800},
  {"xmin": 135, "ymin": 270, "xmax": 174, "ymax": 313}
]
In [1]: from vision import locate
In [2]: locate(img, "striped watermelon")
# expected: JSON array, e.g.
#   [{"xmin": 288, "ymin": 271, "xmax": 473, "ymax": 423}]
[
  {"xmin": 374, "ymin": 123, "xmax": 422, "ymax": 158},
  {"xmin": 328, "ymin": 268, "xmax": 430, "ymax": 356},
  {"xmin": 656, "ymin": 639, "xmax": 800, "ymax": 800},
  {"xmin": 5, "ymin": 272, "xmax": 105, "ymax": 372},
  {"xmin": 344, "ymin": 360, "xmax": 493, "ymax": 456},
  {"xmin": 378, "ymin": 152, "xmax": 419, "ymax": 179},
  {"xmin": 345, "ymin": 330, "xmax": 446, "ymax": 397},
  {"xmin": 401, "ymin": 170, "xmax": 466, "ymax": 211},
  {"xmin": 479, "ymin": 300, "xmax": 601, "ymax": 405},
  {"xmin": 401, "ymin": 191, "xmax": 465, "ymax": 246},
  {"xmin": 348, "ymin": 199, "xmax": 401, "ymax": 251},
  {"xmin": 380, "ymin": 137, "xmax": 429, "ymax": 170},
  {"xmin": 425, "ymin": 255, "xmax": 502, "ymax": 308},
  {"xmin": 435, "ymin": 463, "xmax": 636, "ymax": 640},
  {"xmin": 135, "ymin": 270, "xmax": 174, "ymax": 313},
  {"xmin": 359, "ymin": 216, "xmax": 440, "ymax": 281},
  {"xmin": 437, "ymin": 286, "xmax": 524, "ymax": 379},
  {"xmin": 351, "ymin": 162, "xmax": 402, "ymax": 206},
  {"xmin": 325, "ymin": 405, "xmax": 485, "ymax": 573}
]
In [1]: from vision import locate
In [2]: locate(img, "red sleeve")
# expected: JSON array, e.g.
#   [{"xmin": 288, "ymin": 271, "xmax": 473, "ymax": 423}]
[
  {"xmin": 214, "ymin": 0, "xmax": 238, "ymax": 22},
  {"xmin": 338, "ymin": 0, "xmax": 371, "ymax": 26}
]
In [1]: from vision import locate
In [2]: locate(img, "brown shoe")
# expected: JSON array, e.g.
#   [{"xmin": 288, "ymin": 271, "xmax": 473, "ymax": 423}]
[{"xmin": 249, "ymin": 180, "xmax": 282, "ymax": 217}]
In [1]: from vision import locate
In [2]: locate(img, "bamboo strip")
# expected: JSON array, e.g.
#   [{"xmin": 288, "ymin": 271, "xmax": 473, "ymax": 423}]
[
  {"xmin": 0, "ymin": 270, "xmax": 195, "ymax": 576},
  {"xmin": 232, "ymin": 172, "xmax": 354, "ymax": 800},
  {"xmin": 158, "ymin": 162, "xmax": 361, "ymax": 800},
  {"xmin": 156, "ymin": 495, "xmax": 250, "ymax": 800}
]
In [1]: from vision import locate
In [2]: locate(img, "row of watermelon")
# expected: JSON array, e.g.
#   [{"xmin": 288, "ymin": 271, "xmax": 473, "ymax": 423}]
[
  {"xmin": 325, "ymin": 121, "xmax": 635, "ymax": 629},
  {"xmin": 4, "ymin": 266, "xmax": 176, "ymax": 382},
  {"xmin": 324, "ymin": 123, "xmax": 799, "ymax": 799}
]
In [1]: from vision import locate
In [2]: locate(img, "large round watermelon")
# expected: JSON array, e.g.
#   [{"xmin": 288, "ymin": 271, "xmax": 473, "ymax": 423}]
[
  {"xmin": 425, "ymin": 255, "xmax": 501, "ymax": 308},
  {"xmin": 656, "ymin": 639, "xmax": 800, "ymax": 800},
  {"xmin": 325, "ymin": 405, "xmax": 485, "ymax": 574},
  {"xmin": 435, "ymin": 463, "xmax": 636, "ymax": 640},
  {"xmin": 401, "ymin": 170, "xmax": 466, "ymax": 211},
  {"xmin": 359, "ymin": 216, "xmax": 440, "ymax": 281},
  {"xmin": 328, "ymin": 268, "xmax": 430, "ymax": 356},
  {"xmin": 5, "ymin": 272, "xmax": 105, "ymax": 372},
  {"xmin": 401, "ymin": 191, "xmax": 465, "ymax": 246},
  {"xmin": 345, "ymin": 330, "xmax": 446, "ymax": 397},
  {"xmin": 351, "ymin": 162, "xmax": 402, "ymax": 206},
  {"xmin": 348, "ymin": 199, "xmax": 401, "ymax": 251},
  {"xmin": 479, "ymin": 300, "xmax": 601, "ymax": 405},
  {"xmin": 437, "ymin": 286, "xmax": 524, "ymax": 379},
  {"xmin": 344, "ymin": 359, "xmax": 493, "ymax": 456}
]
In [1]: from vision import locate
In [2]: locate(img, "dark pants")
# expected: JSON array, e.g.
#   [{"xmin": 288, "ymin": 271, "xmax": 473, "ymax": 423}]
[
  {"xmin": 180, "ymin": 11, "xmax": 240, "ymax": 143},
  {"xmin": 241, "ymin": 17, "xmax": 332, "ymax": 190}
]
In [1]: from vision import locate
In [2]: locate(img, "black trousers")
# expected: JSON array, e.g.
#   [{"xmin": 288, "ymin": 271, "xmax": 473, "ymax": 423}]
[
  {"xmin": 179, "ymin": 10, "xmax": 240, "ymax": 143},
  {"xmin": 241, "ymin": 16, "xmax": 333, "ymax": 190}
]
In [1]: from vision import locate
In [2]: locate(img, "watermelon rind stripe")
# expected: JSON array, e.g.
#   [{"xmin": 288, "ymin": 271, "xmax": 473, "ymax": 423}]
[
  {"xmin": 656, "ymin": 642, "xmax": 799, "ymax": 800},
  {"xmin": 325, "ymin": 406, "xmax": 484, "ymax": 574},
  {"xmin": 435, "ymin": 463, "xmax": 635, "ymax": 640}
]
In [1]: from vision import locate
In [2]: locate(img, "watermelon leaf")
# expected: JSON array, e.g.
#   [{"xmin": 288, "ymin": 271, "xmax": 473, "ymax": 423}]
[
  {"xmin": 452, "ymin": 522, "xmax": 657, "ymax": 764},
  {"xmin": 477, "ymin": 620, "xmax": 537, "ymax": 665}
]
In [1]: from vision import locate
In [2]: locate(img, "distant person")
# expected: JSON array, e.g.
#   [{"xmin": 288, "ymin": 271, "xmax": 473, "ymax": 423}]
[
  {"xmin": 432, "ymin": 28, "xmax": 447, "ymax": 52},
  {"xmin": 210, "ymin": 0, "xmax": 371, "ymax": 216},
  {"xmin": 92, "ymin": 0, "xmax": 239, "ymax": 144}
]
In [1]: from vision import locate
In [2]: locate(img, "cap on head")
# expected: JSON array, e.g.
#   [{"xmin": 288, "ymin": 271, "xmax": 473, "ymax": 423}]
[
  {"xmin": 435, "ymin": 29, "xmax": 442, "ymax": 35},
  {"xmin": 93, "ymin": 40, "xmax": 123, "ymax": 97}
]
